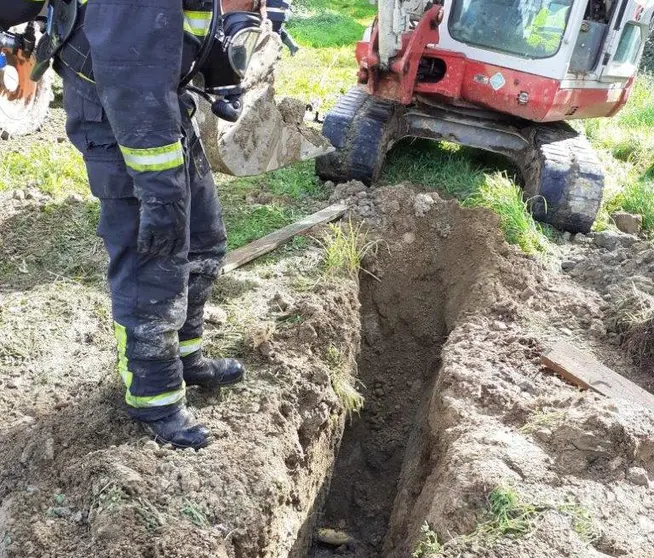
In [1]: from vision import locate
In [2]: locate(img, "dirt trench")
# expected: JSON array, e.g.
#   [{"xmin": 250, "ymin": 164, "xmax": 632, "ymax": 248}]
[
  {"xmin": 2, "ymin": 185, "xmax": 654, "ymax": 558},
  {"xmin": 306, "ymin": 184, "xmax": 654, "ymax": 558},
  {"xmin": 308, "ymin": 191, "xmax": 502, "ymax": 557}
]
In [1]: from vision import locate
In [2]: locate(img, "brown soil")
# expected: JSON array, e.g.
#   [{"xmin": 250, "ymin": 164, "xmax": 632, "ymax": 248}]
[
  {"xmin": 309, "ymin": 184, "xmax": 654, "ymax": 558},
  {"xmin": 2, "ymin": 179, "xmax": 654, "ymax": 558}
]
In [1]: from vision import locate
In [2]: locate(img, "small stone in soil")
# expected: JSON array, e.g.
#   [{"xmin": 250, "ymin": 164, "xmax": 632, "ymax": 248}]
[
  {"xmin": 520, "ymin": 286, "xmax": 536, "ymax": 300},
  {"xmin": 143, "ymin": 440, "xmax": 159, "ymax": 452},
  {"xmin": 626, "ymin": 467, "xmax": 650, "ymax": 487}
]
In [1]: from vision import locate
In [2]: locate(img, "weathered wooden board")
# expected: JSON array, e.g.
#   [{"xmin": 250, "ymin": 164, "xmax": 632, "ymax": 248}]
[
  {"xmin": 221, "ymin": 203, "xmax": 348, "ymax": 274},
  {"xmin": 541, "ymin": 340, "xmax": 654, "ymax": 410}
]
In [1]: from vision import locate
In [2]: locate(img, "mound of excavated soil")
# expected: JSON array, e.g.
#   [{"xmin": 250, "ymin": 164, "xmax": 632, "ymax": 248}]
[{"xmin": 1, "ymin": 184, "xmax": 654, "ymax": 558}]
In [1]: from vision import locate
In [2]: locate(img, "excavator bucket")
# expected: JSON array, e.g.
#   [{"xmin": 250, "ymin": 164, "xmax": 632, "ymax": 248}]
[
  {"xmin": 0, "ymin": 27, "xmax": 52, "ymax": 138},
  {"xmin": 197, "ymin": 23, "xmax": 334, "ymax": 177}
]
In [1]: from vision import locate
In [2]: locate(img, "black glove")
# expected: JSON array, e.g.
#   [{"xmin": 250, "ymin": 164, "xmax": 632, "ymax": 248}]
[{"xmin": 137, "ymin": 199, "xmax": 187, "ymax": 257}]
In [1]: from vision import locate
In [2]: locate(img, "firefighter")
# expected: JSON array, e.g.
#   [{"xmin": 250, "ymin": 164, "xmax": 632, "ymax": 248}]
[{"xmin": 0, "ymin": 0, "xmax": 271, "ymax": 450}]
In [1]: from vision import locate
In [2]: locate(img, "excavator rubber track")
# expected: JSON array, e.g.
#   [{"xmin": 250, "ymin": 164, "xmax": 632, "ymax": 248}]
[
  {"xmin": 520, "ymin": 125, "xmax": 605, "ymax": 234},
  {"xmin": 316, "ymin": 87, "xmax": 400, "ymax": 185},
  {"xmin": 317, "ymin": 87, "xmax": 605, "ymax": 234}
]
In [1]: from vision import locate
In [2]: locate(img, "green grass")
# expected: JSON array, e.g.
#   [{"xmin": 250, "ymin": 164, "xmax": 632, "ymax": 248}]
[
  {"xmin": 415, "ymin": 486, "xmax": 600, "ymax": 555},
  {"xmin": 180, "ymin": 501, "xmax": 210, "ymax": 529},
  {"xmin": 316, "ymin": 220, "xmax": 379, "ymax": 278},
  {"xmin": 464, "ymin": 174, "xmax": 552, "ymax": 255},
  {"xmin": 413, "ymin": 523, "xmax": 442, "ymax": 558},
  {"xmin": 0, "ymin": 143, "xmax": 87, "ymax": 198},
  {"xmin": 382, "ymin": 140, "xmax": 491, "ymax": 199},
  {"xmin": 290, "ymin": 0, "xmax": 377, "ymax": 48},
  {"xmin": 605, "ymin": 179, "xmax": 654, "ymax": 232},
  {"xmin": 288, "ymin": 12, "xmax": 368, "ymax": 48},
  {"xmin": 222, "ymin": 203, "xmax": 298, "ymax": 251},
  {"xmin": 579, "ymin": 72, "xmax": 654, "ymax": 233},
  {"xmin": 326, "ymin": 344, "xmax": 365, "ymax": 416},
  {"xmin": 276, "ymin": 0, "xmax": 375, "ymax": 109}
]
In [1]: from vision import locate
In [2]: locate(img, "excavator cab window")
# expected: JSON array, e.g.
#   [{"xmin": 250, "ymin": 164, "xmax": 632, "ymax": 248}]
[{"xmin": 449, "ymin": 0, "xmax": 573, "ymax": 59}]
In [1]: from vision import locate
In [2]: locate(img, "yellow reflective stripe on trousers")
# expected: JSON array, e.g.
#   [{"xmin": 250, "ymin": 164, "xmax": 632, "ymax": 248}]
[
  {"xmin": 125, "ymin": 386, "xmax": 186, "ymax": 409},
  {"xmin": 119, "ymin": 141, "xmax": 184, "ymax": 173},
  {"xmin": 114, "ymin": 322, "xmax": 133, "ymax": 389},
  {"xmin": 115, "ymin": 322, "xmax": 186, "ymax": 409},
  {"xmin": 184, "ymin": 10, "xmax": 212, "ymax": 37},
  {"xmin": 180, "ymin": 337, "xmax": 202, "ymax": 357}
]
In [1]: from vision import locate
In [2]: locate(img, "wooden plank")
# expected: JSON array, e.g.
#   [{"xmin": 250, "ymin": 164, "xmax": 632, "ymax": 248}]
[
  {"xmin": 221, "ymin": 203, "xmax": 348, "ymax": 274},
  {"xmin": 541, "ymin": 340, "xmax": 654, "ymax": 410}
]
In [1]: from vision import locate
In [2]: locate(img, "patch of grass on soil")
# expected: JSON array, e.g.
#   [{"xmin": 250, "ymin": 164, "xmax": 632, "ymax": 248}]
[
  {"xmin": 326, "ymin": 345, "xmax": 364, "ymax": 416},
  {"xmin": 316, "ymin": 220, "xmax": 378, "ymax": 278},
  {"xmin": 463, "ymin": 174, "xmax": 551, "ymax": 256},
  {"xmin": 0, "ymin": 143, "xmax": 87, "ymax": 198},
  {"xmin": 581, "ymin": 72, "xmax": 654, "ymax": 232},
  {"xmin": 416, "ymin": 487, "xmax": 600, "ymax": 555},
  {"xmin": 217, "ymin": 160, "xmax": 329, "ymax": 251},
  {"xmin": 0, "ymin": 201, "xmax": 104, "ymax": 289},
  {"xmin": 382, "ymin": 140, "xmax": 550, "ymax": 255},
  {"xmin": 276, "ymin": 0, "xmax": 374, "ymax": 110},
  {"xmin": 413, "ymin": 523, "xmax": 442, "ymax": 557}
]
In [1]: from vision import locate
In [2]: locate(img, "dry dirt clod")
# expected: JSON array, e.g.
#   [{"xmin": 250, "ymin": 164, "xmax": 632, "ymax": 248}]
[
  {"xmin": 270, "ymin": 292, "xmax": 293, "ymax": 312},
  {"xmin": 12, "ymin": 189, "xmax": 26, "ymax": 201},
  {"xmin": 626, "ymin": 467, "xmax": 651, "ymax": 487},
  {"xmin": 413, "ymin": 193, "xmax": 435, "ymax": 217},
  {"xmin": 315, "ymin": 527, "xmax": 355, "ymax": 547},
  {"xmin": 612, "ymin": 211, "xmax": 643, "ymax": 235},
  {"xmin": 204, "ymin": 305, "xmax": 228, "ymax": 325}
]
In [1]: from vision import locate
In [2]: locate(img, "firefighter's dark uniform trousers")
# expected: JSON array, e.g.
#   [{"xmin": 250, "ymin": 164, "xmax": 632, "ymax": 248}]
[
  {"xmin": 4, "ymin": 0, "xmax": 289, "ymax": 422},
  {"xmin": 53, "ymin": 0, "xmax": 224, "ymax": 421},
  {"xmin": 62, "ymin": 76, "xmax": 226, "ymax": 421}
]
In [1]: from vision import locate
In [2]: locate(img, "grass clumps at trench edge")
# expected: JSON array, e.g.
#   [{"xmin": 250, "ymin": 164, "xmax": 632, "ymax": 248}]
[
  {"xmin": 463, "ymin": 174, "xmax": 552, "ymax": 256},
  {"xmin": 316, "ymin": 220, "xmax": 382, "ymax": 278},
  {"xmin": 326, "ymin": 345, "xmax": 364, "ymax": 416},
  {"xmin": 412, "ymin": 486, "xmax": 601, "ymax": 555},
  {"xmin": 383, "ymin": 140, "xmax": 550, "ymax": 256}
]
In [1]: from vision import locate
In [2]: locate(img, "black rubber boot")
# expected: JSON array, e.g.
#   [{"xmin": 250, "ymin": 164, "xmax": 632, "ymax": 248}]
[
  {"xmin": 182, "ymin": 349, "xmax": 245, "ymax": 389},
  {"xmin": 142, "ymin": 407, "xmax": 212, "ymax": 450}
]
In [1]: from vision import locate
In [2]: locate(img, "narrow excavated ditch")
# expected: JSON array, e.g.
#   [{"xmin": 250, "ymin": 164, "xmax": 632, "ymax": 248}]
[
  {"xmin": 302, "ymin": 184, "xmax": 654, "ymax": 558},
  {"xmin": 305, "ymin": 185, "xmax": 523, "ymax": 558},
  {"xmin": 309, "ymin": 272, "xmax": 446, "ymax": 558}
]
